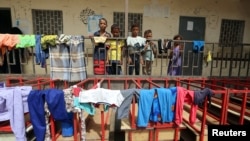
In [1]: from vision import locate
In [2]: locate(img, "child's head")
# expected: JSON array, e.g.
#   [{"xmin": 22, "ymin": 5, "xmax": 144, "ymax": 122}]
[
  {"xmin": 111, "ymin": 24, "xmax": 120, "ymax": 37},
  {"xmin": 144, "ymin": 29, "xmax": 152, "ymax": 40},
  {"xmin": 173, "ymin": 34, "xmax": 183, "ymax": 46},
  {"xmin": 173, "ymin": 34, "xmax": 182, "ymax": 40},
  {"xmin": 130, "ymin": 23, "xmax": 140, "ymax": 37},
  {"xmin": 99, "ymin": 18, "xmax": 108, "ymax": 31}
]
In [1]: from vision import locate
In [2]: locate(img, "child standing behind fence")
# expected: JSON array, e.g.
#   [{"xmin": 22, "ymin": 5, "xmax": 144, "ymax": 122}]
[
  {"xmin": 105, "ymin": 24, "xmax": 124, "ymax": 75},
  {"xmin": 142, "ymin": 29, "xmax": 157, "ymax": 75},
  {"xmin": 92, "ymin": 18, "xmax": 111, "ymax": 75},
  {"xmin": 168, "ymin": 34, "xmax": 183, "ymax": 76},
  {"xmin": 126, "ymin": 23, "xmax": 145, "ymax": 75}
]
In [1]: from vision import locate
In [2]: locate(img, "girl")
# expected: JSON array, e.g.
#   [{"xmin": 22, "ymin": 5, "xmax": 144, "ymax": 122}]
[{"xmin": 168, "ymin": 34, "xmax": 183, "ymax": 76}]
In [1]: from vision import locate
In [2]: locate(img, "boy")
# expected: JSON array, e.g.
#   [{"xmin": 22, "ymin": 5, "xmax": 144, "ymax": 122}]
[
  {"xmin": 92, "ymin": 18, "xmax": 111, "ymax": 75},
  {"xmin": 126, "ymin": 23, "xmax": 146, "ymax": 75},
  {"xmin": 142, "ymin": 29, "xmax": 157, "ymax": 75},
  {"xmin": 105, "ymin": 24, "xmax": 124, "ymax": 75}
]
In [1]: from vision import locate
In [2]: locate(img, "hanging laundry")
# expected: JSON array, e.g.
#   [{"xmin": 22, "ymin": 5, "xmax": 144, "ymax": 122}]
[
  {"xmin": 35, "ymin": 35, "xmax": 49, "ymax": 68},
  {"xmin": 175, "ymin": 87, "xmax": 198, "ymax": 126},
  {"xmin": 15, "ymin": 35, "xmax": 36, "ymax": 48},
  {"xmin": 194, "ymin": 88, "xmax": 214, "ymax": 107},
  {"xmin": 116, "ymin": 88, "xmax": 141, "ymax": 119},
  {"xmin": 79, "ymin": 88, "xmax": 124, "ymax": 107},
  {"xmin": 56, "ymin": 34, "xmax": 71, "ymax": 44},
  {"xmin": 0, "ymin": 86, "xmax": 32, "ymax": 141},
  {"xmin": 193, "ymin": 40, "xmax": 205, "ymax": 53},
  {"xmin": 49, "ymin": 42, "xmax": 71, "ymax": 81},
  {"xmin": 137, "ymin": 87, "xmax": 176, "ymax": 127},
  {"xmin": 206, "ymin": 50, "xmax": 212, "ymax": 62},
  {"xmin": 41, "ymin": 35, "xmax": 57, "ymax": 50},
  {"xmin": 68, "ymin": 35, "xmax": 86, "ymax": 82},
  {"xmin": 28, "ymin": 88, "xmax": 70, "ymax": 141},
  {"xmin": 0, "ymin": 34, "xmax": 19, "ymax": 65},
  {"xmin": 93, "ymin": 36, "xmax": 107, "ymax": 44},
  {"xmin": 49, "ymin": 35, "xmax": 87, "ymax": 81}
]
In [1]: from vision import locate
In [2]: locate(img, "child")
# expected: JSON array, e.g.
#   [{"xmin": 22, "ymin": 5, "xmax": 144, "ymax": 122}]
[
  {"xmin": 92, "ymin": 18, "xmax": 111, "ymax": 75},
  {"xmin": 105, "ymin": 24, "xmax": 124, "ymax": 75},
  {"xmin": 142, "ymin": 29, "xmax": 157, "ymax": 75},
  {"xmin": 126, "ymin": 23, "xmax": 146, "ymax": 75},
  {"xmin": 167, "ymin": 34, "xmax": 183, "ymax": 76}
]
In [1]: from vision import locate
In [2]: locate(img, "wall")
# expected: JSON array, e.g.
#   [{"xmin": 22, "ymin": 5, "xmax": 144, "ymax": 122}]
[{"xmin": 1, "ymin": 0, "xmax": 250, "ymax": 42}]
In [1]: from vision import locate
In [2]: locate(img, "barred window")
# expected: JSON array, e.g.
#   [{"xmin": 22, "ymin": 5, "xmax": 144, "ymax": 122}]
[
  {"xmin": 113, "ymin": 12, "xmax": 143, "ymax": 37},
  {"xmin": 32, "ymin": 9, "xmax": 63, "ymax": 34},
  {"xmin": 219, "ymin": 19, "xmax": 245, "ymax": 47}
]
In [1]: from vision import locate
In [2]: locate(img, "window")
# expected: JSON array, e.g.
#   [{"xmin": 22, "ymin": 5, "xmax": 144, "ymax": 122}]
[
  {"xmin": 219, "ymin": 19, "xmax": 245, "ymax": 47},
  {"xmin": 113, "ymin": 12, "xmax": 143, "ymax": 37},
  {"xmin": 32, "ymin": 10, "xmax": 63, "ymax": 34}
]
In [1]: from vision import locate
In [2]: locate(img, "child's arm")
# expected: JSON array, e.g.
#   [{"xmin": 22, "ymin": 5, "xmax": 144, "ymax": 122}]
[{"xmin": 152, "ymin": 43, "xmax": 157, "ymax": 55}]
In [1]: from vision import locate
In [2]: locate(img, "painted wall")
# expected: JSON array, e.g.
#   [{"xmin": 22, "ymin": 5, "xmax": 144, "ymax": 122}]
[{"xmin": 1, "ymin": 0, "xmax": 250, "ymax": 42}]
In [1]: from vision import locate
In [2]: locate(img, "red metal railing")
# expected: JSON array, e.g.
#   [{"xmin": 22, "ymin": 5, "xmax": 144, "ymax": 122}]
[{"xmin": 1, "ymin": 76, "xmax": 249, "ymax": 141}]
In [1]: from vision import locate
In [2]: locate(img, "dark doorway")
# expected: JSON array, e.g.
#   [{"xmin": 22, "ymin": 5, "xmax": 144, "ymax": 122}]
[
  {"xmin": 0, "ymin": 8, "xmax": 12, "ymax": 33},
  {"xmin": 179, "ymin": 16, "xmax": 206, "ymax": 76},
  {"xmin": 0, "ymin": 8, "xmax": 12, "ymax": 73},
  {"xmin": 0, "ymin": 9, "xmax": 23, "ymax": 74}
]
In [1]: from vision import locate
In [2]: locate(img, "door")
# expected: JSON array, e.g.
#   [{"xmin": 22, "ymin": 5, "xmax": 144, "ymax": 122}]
[{"xmin": 179, "ymin": 16, "xmax": 206, "ymax": 76}]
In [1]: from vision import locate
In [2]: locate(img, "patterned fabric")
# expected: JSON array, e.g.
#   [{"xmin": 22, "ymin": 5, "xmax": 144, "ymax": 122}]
[
  {"xmin": 79, "ymin": 111, "xmax": 86, "ymax": 141},
  {"xmin": 63, "ymin": 88, "xmax": 75, "ymax": 112},
  {"xmin": 68, "ymin": 36, "xmax": 86, "ymax": 82},
  {"xmin": 50, "ymin": 35, "xmax": 86, "ymax": 82},
  {"xmin": 49, "ymin": 43, "xmax": 70, "ymax": 81},
  {"xmin": 44, "ymin": 104, "xmax": 51, "ymax": 141},
  {"xmin": 63, "ymin": 87, "xmax": 86, "ymax": 141}
]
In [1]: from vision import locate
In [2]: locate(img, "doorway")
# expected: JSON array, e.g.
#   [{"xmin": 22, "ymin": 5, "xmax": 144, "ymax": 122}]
[
  {"xmin": 0, "ymin": 8, "xmax": 12, "ymax": 33},
  {"xmin": 178, "ymin": 16, "xmax": 206, "ymax": 76},
  {"xmin": 0, "ymin": 8, "xmax": 12, "ymax": 73}
]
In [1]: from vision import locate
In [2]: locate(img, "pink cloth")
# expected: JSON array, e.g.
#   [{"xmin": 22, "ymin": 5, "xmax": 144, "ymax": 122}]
[
  {"xmin": 73, "ymin": 83, "xmax": 99, "ymax": 97},
  {"xmin": 175, "ymin": 86, "xmax": 198, "ymax": 125}
]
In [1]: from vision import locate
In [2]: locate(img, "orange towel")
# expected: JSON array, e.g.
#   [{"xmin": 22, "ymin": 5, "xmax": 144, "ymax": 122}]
[
  {"xmin": 0, "ymin": 34, "xmax": 19, "ymax": 56},
  {"xmin": 0, "ymin": 34, "xmax": 19, "ymax": 66}
]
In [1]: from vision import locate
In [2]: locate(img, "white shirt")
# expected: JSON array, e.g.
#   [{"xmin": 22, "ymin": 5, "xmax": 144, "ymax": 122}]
[
  {"xmin": 127, "ymin": 36, "xmax": 146, "ymax": 47},
  {"xmin": 79, "ymin": 88, "xmax": 124, "ymax": 107}
]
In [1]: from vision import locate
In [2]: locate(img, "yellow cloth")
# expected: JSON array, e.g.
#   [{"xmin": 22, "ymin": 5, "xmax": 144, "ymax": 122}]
[
  {"xmin": 93, "ymin": 36, "xmax": 107, "ymax": 44},
  {"xmin": 41, "ymin": 35, "xmax": 58, "ymax": 49},
  {"xmin": 207, "ymin": 50, "xmax": 212, "ymax": 62},
  {"xmin": 106, "ymin": 39, "xmax": 124, "ymax": 61}
]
